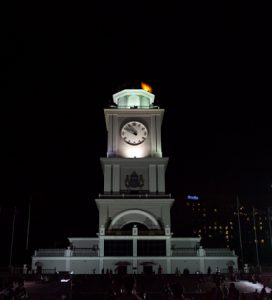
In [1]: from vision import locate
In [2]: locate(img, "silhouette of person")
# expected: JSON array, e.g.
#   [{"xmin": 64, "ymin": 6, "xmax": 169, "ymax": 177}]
[
  {"xmin": 116, "ymin": 276, "xmax": 142, "ymax": 300},
  {"xmin": 2, "ymin": 280, "xmax": 14, "ymax": 300},
  {"xmin": 228, "ymin": 282, "xmax": 239, "ymax": 300},
  {"xmin": 221, "ymin": 284, "xmax": 228, "ymax": 299},
  {"xmin": 171, "ymin": 282, "xmax": 188, "ymax": 299},
  {"xmin": 107, "ymin": 277, "xmax": 122, "ymax": 300},
  {"xmin": 260, "ymin": 286, "xmax": 267, "ymax": 299},
  {"xmin": 211, "ymin": 281, "xmax": 223, "ymax": 300},
  {"xmin": 14, "ymin": 279, "xmax": 28, "ymax": 300}
]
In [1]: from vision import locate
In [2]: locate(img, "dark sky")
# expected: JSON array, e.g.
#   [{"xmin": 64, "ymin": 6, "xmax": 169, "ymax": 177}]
[{"xmin": 1, "ymin": 1, "xmax": 271, "ymax": 264}]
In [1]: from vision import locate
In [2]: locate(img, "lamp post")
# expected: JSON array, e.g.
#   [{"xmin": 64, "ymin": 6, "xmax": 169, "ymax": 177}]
[
  {"xmin": 9, "ymin": 206, "xmax": 16, "ymax": 268},
  {"xmin": 268, "ymin": 207, "xmax": 272, "ymax": 249},
  {"xmin": 236, "ymin": 195, "xmax": 244, "ymax": 269},
  {"xmin": 269, "ymin": 185, "xmax": 272, "ymax": 249},
  {"xmin": 252, "ymin": 207, "xmax": 260, "ymax": 272},
  {"xmin": 69, "ymin": 271, "xmax": 74, "ymax": 300},
  {"xmin": 25, "ymin": 201, "xmax": 31, "ymax": 263}
]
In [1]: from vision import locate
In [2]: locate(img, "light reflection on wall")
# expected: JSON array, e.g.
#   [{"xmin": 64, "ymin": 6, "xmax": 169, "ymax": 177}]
[{"xmin": 120, "ymin": 143, "xmax": 149, "ymax": 158}]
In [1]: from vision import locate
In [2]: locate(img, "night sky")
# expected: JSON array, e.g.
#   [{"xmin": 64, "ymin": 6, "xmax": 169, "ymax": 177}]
[{"xmin": 1, "ymin": 1, "xmax": 271, "ymax": 264}]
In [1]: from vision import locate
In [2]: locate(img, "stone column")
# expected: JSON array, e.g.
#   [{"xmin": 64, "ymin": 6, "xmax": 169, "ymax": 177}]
[
  {"xmin": 157, "ymin": 164, "xmax": 165, "ymax": 193},
  {"xmin": 65, "ymin": 247, "xmax": 71, "ymax": 272},
  {"xmin": 112, "ymin": 164, "xmax": 120, "ymax": 193},
  {"xmin": 99, "ymin": 235, "xmax": 104, "ymax": 274},
  {"xmin": 107, "ymin": 115, "xmax": 113, "ymax": 157},
  {"xmin": 149, "ymin": 164, "xmax": 157, "ymax": 193},
  {"xmin": 150, "ymin": 115, "xmax": 156, "ymax": 156},
  {"xmin": 104, "ymin": 164, "xmax": 112, "ymax": 193},
  {"xmin": 197, "ymin": 246, "xmax": 206, "ymax": 273},
  {"xmin": 155, "ymin": 114, "xmax": 162, "ymax": 157}
]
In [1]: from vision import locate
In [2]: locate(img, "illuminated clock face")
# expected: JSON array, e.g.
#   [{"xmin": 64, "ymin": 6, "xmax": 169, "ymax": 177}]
[{"xmin": 121, "ymin": 121, "xmax": 148, "ymax": 145}]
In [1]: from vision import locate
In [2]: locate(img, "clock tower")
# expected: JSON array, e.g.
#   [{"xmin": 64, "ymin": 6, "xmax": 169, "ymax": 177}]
[{"xmin": 95, "ymin": 86, "xmax": 174, "ymax": 272}]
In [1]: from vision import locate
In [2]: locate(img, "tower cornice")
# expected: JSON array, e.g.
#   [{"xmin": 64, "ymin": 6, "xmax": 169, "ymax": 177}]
[{"xmin": 104, "ymin": 108, "xmax": 164, "ymax": 131}]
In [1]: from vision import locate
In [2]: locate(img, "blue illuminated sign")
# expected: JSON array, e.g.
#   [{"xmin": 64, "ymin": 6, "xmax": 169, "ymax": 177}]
[{"xmin": 187, "ymin": 195, "xmax": 199, "ymax": 201}]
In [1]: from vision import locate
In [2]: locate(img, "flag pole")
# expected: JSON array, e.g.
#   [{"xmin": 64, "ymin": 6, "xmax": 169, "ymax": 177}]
[
  {"xmin": 268, "ymin": 207, "xmax": 272, "ymax": 250},
  {"xmin": 25, "ymin": 201, "xmax": 31, "ymax": 262},
  {"xmin": 26, "ymin": 201, "xmax": 31, "ymax": 251},
  {"xmin": 252, "ymin": 207, "xmax": 260, "ymax": 272},
  {"xmin": 9, "ymin": 206, "xmax": 16, "ymax": 268},
  {"xmin": 236, "ymin": 195, "xmax": 244, "ymax": 268}
]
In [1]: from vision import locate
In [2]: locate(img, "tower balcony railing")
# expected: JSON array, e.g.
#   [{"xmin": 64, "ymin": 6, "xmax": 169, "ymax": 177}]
[
  {"xmin": 138, "ymin": 230, "xmax": 165, "ymax": 236},
  {"xmin": 109, "ymin": 105, "xmax": 160, "ymax": 109},
  {"xmin": 105, "ymin": 229, "xmax": 165, "ymax": 236},
  {"xmin": 105, "ymin": 230, "xmax": 131, "ymax": 236},
  {"xmin": 98, "ymin": 193, "xmax": 172, "ymax": 199}
]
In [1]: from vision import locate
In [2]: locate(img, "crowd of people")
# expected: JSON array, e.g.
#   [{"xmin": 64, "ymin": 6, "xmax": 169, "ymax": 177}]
[
  {"xmin": 107, "ymin": 275, "xmax": 189, "ymax": 300},
  {"xmin": 106, "ymin": 274, "xmax": 272, "ymax": 300},
  {"xmin": 0, "ymin": 272, "xmax": 271, "ymax": 299},
  {"xmin": 0, "ymin": 278, "xmax": 28, "ymax": 300},
  {"xmin": 105, "ymin": 275, "xmax": 272, "ymax": 300}
]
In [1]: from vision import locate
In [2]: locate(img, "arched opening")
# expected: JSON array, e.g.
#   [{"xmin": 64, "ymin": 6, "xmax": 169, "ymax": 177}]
[
  {"xmin": 108, "ymin": 209, "xmax": 161, "ymax": 231},
  {"xmin": 122, "ymin": 222, "xmax": 148, "ymax": 231}
]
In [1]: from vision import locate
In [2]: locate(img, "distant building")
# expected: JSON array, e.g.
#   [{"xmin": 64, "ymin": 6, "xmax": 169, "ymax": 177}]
[
  {"xmin": 32, "ymin": 87, "xmax": 238, "ymax": 274},
  {"xmin": 183, "ymin": 196, "xmax": 236, "ymax": 249},
  {"xmin": 182, "ymin": 196, "xmax": 272, "ymax": 265}
]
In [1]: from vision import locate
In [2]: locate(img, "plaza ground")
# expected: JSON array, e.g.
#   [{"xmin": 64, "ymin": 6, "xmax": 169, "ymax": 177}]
[{"xmin": 1, "ymin": 273, "xmax": 270, "ymax": 300}]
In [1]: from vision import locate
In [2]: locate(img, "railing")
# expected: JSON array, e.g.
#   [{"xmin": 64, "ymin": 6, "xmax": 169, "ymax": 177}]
[
  {"xmin": 205, "ymin": 248, "xmax": 235, "ymax": 256},
  {"xmin": 33, "ymin": 248, "xmax": 236, "ymax": 258},
  {"xmin": 105, "ymin": 230, "xmax": 132, "ymax": 236},
  {"xmin": 73, "ymin": 248, "xmax": 98, "ymax": 257},
  {"xmin": 42, "ymin": 268, "xmax": 57, "ymax": 274},
  {"xmin": 35, "ymin": 248, "xmax": 66, "ymax": 257},
  {"xmin": 138, "ymin": 230, "xmax": 165, "ymax": 236},
  {"xmin": 172, "ymin": 249, "xmax": 198, "ymax": 256},
  {"xmin": 105, "ymin": 230, "xmax": 165, "ymax": 236},
  {"xmin": 34, "ymin": 248, "xmax": 99, "ymax": 257}
]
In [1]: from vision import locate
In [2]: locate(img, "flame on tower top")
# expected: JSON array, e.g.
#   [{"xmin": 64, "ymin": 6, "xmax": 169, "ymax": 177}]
[{"xmin": 141, "ymin": 82, "xmax": 152, "ymax": 93}]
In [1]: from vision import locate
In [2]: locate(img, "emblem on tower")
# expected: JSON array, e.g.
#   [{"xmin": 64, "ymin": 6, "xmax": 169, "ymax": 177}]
[{"xmin": 125, "ymin": 171, "xmax": 144, "ymax": 189}]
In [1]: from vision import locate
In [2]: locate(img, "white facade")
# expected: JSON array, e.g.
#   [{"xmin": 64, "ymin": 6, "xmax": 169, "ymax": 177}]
[{"xmin": 32, "ymin": 88, "xmax": 238, "ymax": 274}]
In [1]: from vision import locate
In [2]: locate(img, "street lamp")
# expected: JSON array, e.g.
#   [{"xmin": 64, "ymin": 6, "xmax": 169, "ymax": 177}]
[
  {"xmin": 236, "ymin": 195, "xmax": 244, "ymax": 269},
  {"xmin": 69, "ymin": 271, "xmax": 74, "ymax": 300},
  {"xmin": 252, "ymin": 207, "xmax": 261, "ymax": 272},
  {"xmin": 268, "ymin": 207, "xmax": 272, "ymax": 249}
]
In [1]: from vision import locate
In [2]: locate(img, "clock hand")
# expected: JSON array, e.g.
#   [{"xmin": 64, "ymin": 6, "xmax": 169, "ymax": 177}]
[
  {"xmin": 131, "ymin": 128, "xmax": 138, "ymax": 135},
  {"xmin": 125, "ymin": 125, "xmax": 138, "ymax": 135}
]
